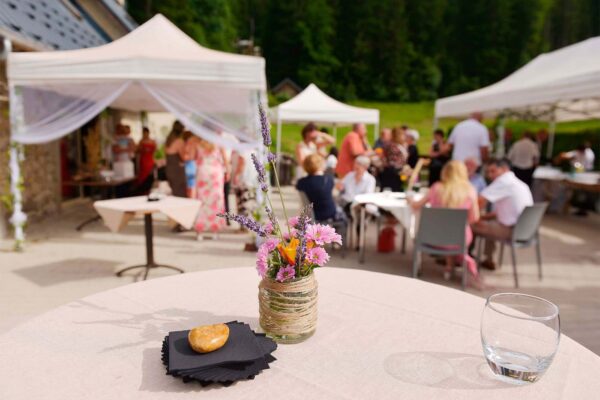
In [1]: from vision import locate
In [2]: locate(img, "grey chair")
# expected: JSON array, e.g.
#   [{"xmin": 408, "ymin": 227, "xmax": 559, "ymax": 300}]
[
  {"xmin": 298, "ymin": 190, "xmax": 347, "ymax": 257},
  {"xmin": 481, "ymin": 202, "xmax": 548, "ymax": 288},
  {"xmin": 412, "ymin": 208, "xmax": 469, "ymax": 290}
]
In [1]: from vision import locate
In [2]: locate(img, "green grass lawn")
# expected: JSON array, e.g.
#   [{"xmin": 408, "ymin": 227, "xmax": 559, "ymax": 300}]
[{"xmin": 272, "ymin": 100, "xmax": 600, "ymax": 156}]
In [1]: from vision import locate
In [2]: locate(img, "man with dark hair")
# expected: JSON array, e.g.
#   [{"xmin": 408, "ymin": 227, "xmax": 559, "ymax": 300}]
[
  {"xmin": 472, "ymin": 158, "xmax": 533, "ymax": 270},
  {"xmin": 336, "ymin": 123, "xmax": 370, "ymax": 178}
]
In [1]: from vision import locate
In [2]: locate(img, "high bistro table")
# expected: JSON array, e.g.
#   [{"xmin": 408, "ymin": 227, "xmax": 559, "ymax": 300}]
[
  {"xmin": 63, "ymin": 177, "xmax": 136, "ymax": 231},
  {"xmin": 0, "ymin": 267, "xmax": 598, "ymax": 399},
  {"xmin": 94, "ymin": 196, "xmax": 201, "ymax": 280},
  {"xmin": 352, "ymin": 191, "xmax": 424, "ymax": 263}
]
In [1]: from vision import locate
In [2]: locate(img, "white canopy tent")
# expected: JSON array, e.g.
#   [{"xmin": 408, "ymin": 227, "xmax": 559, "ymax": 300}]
[
  {"xmin": 435, "ymin": 36, "xmax": 600, "ymax": 157},
  {"xmin": 6, "ymin": 14, "xmax": 267, "ymax": 246},
  {"xmin": 269, "ymin": 83, "xmax": 380, "ymax": 159}
]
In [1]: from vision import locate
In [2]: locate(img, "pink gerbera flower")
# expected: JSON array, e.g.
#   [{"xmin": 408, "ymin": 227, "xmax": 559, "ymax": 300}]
[
  {"xmin": 306, "ymin": 224, "xmax": 342, "ymax": 246},
  {"xmin": 256, "ymin": 239, "xmax": 278, "ymax": 278},
  {"xmin": 288, "ymin": 216, "xmax": 299, "ymax": 228},
  {"xmin": 305, "ymin": 247, "xmax": 330, "ymax": 266},
  {"xmin": 276, "ymin": 265, "xmax": 296, "ymax": 282}
]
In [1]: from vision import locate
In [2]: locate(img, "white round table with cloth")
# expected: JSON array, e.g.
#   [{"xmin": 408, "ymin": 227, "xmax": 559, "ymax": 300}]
[{"xmin": 1, "ymin": 268, "xmax": 599, "ymax": 399}]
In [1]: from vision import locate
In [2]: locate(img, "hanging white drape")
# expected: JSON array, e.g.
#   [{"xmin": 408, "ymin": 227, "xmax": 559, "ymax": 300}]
[{"xmin": 10, "ymin": 82, "xmax": 131, "ymax": 144}]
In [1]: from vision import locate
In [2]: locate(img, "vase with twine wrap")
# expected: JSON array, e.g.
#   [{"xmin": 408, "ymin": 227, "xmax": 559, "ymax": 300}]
[{"xmin": 258, "ymin": 273, "xmax": 318, "ymax": 344}]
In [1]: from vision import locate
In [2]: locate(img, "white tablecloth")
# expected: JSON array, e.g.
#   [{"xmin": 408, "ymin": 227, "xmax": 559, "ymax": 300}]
[
  {"xmin": 1, "ymin": 267, "xmax": 598, "ymax": 399},
  {"xmin": 94, "ymin": 196, "xmax": 202, "ymax": 232}
]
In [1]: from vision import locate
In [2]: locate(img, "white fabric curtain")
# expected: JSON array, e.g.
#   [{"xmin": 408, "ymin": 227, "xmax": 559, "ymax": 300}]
[
  {"xmin": 10, "ymin": 82, "xmax": 130, "ymax": 144},
  {"xmin": 141, "ymin": 82, "xmax": 260, "ymax": 152}
]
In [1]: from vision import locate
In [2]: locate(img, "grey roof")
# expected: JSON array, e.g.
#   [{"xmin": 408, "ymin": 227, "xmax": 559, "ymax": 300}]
[
  {"xmin": 0, "ymin": 0, "xmax": 107, "ymax": 50},
  {"xmin": 99, "ymin": 0, "xmax": 137, "ymax": 31}
]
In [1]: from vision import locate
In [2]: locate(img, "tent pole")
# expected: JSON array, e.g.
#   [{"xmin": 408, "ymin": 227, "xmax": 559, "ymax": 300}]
[
  {"xmin": 433, "ymin": 117, "xmax": 439, "ymax": 130},
  {"xmin": 546, "ymin": 111, "xmax": 556, "ymax": 160},
  {"xmin": 374, "ymin": 122, "xmax": 379, "ymax": 142},
  {"xmin": 495, "ymin": 115, "xmax": 506, "ymax": 158},
  {"xmin": 276, "ymin": 114, "xmax": 282, "ymax": 173},
  {"xmin": 333, "ymin": 124, "xmax": 337, "ymax": 144}
]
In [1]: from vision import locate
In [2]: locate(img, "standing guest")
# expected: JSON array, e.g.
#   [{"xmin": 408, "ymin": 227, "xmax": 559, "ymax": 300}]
[
  {"xmin": 297, "ymin": 154, "xmax": 344, "ymax": 222},
  {"xmin": 408, "ymin": 161, "xmax": 482, "ymax": 288},
  {"xmin": 374, "ymin": 128, "xmax": 392, "ymax": 150},
  {"xmin": 507, "ymin": 132, "xmax": 539, "ymax": 187},
  {"xmin": 295, "ymin": 122, "xmax": 335, "ymax": 180},
  {"xmin": 406, "ymin": 129, "xmax": 420, "ymax": 168},
  {"xmin": 231, "ymin": 149, "xmax": 258, "ymax": 222},
  {"xmin": 182, "ymin": 131, "xmax": 198, "ymax": 198},
  {"xmin": 194, "ymin": 138, "xmax": 226, "ymax": 238},
  {"xmin": 336, "ymin": 123, "xmax": 371, "ymax": 178},
  {"xmin": 112, "ymin": 124, "xmax": 136, "ymax": 163},
  {"xmin": 325, "ymin": 146, "xmax": 338, "ymax": 176},
  {"xmin": 428, "ymin": 128, "xmax": 450, "ymax": 185},
  {"xmin": 135, "ymin": 127, "xmax": 156, "ymax": 190},
  {"xmin": 465, "ymin": 157, "xmax": 487, "ymax": 193},
  {"xmin": 381, "ymin": 127, "xmax": 408, "ymax": 191},
  {"xmin": 164, "ymin": 120, "xmax": 187, "ymax": 198},
  {"xmin": 448, "ymin": 112, "xmax": 490, "ymax": 165},
  {"xmin": 472, "ymin": 158, "xmax": 533, "ymax": 270}
]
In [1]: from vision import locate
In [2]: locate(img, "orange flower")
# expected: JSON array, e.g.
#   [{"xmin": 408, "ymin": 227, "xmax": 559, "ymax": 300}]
[{"xmin": 277, "ymin": 238, "xmax": 299, "ymax": 266}]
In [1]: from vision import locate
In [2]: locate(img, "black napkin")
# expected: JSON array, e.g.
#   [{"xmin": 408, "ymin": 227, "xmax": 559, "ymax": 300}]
[{"xmin": 162, "ymin": 321, "xmax": 277, "ymax": 386}]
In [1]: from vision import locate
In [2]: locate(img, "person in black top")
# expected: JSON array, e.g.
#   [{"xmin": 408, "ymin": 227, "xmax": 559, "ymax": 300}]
[
  {"xmin": 296, "ymin": 154, "xmax": 339, "ymax": 222},
  {"xmin": 406, "ymin": 129, "xmax": 420, "ymax": 168},
  {"xmin": 428, "ymin": 128, "xmax": 450, "ymax": 185}
]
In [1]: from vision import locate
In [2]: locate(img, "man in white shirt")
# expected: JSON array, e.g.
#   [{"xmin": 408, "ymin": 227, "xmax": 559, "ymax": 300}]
[
  {"xmin": 472, "ymin": 158, "xmax": 534, "ymax": 269},
  {"xmin": 562, "ymin": 142, "xmax": 595, "ymax": 171},
  {"xmin": 507, "ymin": 132, "xmax": 539, "ymax": 187},
  {"xmin": 448, "ymin": 112, "xmax": 490, "ymax": 165}
]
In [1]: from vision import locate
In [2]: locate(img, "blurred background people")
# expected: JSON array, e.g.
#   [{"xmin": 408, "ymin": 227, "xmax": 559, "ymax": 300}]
[
  {"xmin": 194, "ymin": 138, "xmax": 226, "ymax": 237},
  {"xmin": 182, "ymin": 131, "xmax": 198, "ymax": 198},
  {"xmin": 135, "ymin": 126, "xmax": 156, "ymax": 193},
  {"xmin": 374, "ymin": 128, "xmax": 392, "ymax": 151},
  {"xmin": 428, "ymin": 128, "xmax": 450, "ymax": 185},
  {"xmin": 380, "ymin": 127, "xmax": 408, "ymax": 191},
  {"xmin": 406, "ymin": 129, "xmax": 420, "ymax": 168},
  {"xmin": 231, "ymin": 149, "xmax": 257, "ymax": 222},
  {"xmin": 465, "ymin": 157, "xmax": 487, "ymax": 193},
  {"xmin": 507, "ymin": 131, "xmax": 539, "ymax": 187},
  {"xmin": 296, "ymin": 154, "xmax": 342, "ymax": 222},
  {"xmin": 164, "ymin": 120, "xmax": 187, "ymax": 198},
  {"xmin": 408, "ymin": 160, "xmax": 482, "ymax": 287},
  {"xmin": 336, "ymin": 123, "xmax": 371, "ymax": 178},
  {"xmin": 295, "ymin": 122, "xmax": 335, "ymax": 180},
  {"xmin": 325, "ymin": 146, "xmax": 338, "ymax": 176},
  {"xmin": 557, "ymin": 142, "xmax": 596, "ymax": 171},
  {"xmin": 448, "ymin": 112, "xmax": 490, "ymax": 165}
]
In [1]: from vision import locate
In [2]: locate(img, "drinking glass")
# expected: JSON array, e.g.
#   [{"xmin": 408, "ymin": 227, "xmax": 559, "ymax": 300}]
[{"xmin": 481, "ymin": 293, "xmax": 560, "ymax": 384}]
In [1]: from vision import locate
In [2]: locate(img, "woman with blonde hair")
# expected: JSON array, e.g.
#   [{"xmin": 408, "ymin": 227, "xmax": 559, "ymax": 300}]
[
  {"xmin": 193, "ymin": 136, "xmax": 227, "ymax": 238},
  {"xmin": 409, "ymin": 160, "xmax": 482, "ymax": 288},
  {"xmin": 381, "ymin": 126, "xmax": 409, "ymax": 191}
]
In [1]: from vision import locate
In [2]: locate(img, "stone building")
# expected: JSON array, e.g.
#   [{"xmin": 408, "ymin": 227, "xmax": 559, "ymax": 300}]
[{"xmin": 0, "ymin": 0, "xmax": 135, "ymax": 239}]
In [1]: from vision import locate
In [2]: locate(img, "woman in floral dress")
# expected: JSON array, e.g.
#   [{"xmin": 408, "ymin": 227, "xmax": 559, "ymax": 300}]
[{"xmin": 194, "ymin": 138, "xmax": 226, "ymax": 237}]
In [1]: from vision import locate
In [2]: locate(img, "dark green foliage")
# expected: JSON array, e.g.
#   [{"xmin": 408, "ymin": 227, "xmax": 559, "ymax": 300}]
[{"xmin": 127, "ymin": 0, "xmax": 600, "ymax": 101}]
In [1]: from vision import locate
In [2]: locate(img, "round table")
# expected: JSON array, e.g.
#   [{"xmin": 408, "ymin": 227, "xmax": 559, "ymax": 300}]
[{"xmin": 1, "ymin": 268, "xmax": 598, "ymax": 399}]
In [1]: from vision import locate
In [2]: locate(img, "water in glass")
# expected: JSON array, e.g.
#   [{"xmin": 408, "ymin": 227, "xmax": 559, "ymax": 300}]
[{"xmin": 481, "ymin": 293, "xmax": 560, "ymax": 384}]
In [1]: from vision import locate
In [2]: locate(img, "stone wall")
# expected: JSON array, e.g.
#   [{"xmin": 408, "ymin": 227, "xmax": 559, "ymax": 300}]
[{"xmin": 0, "ymin": 60, "xmax": 62, "ymax": 241}]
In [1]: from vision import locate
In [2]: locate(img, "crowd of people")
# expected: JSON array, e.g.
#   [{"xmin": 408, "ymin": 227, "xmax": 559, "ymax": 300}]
[
  {"xmin": 111, "ymin": 120, "xmax": 257, "ymax": 239},
  {"xmin": 292, "ymin": 111, "xmax": 598, "ymax": 289}
]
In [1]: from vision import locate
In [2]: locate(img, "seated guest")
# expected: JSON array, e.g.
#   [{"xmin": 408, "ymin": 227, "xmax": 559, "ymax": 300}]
[
  {"xmin": 296, "ymin": 154, "xmax": 342, "ymax": 222},
  {"xmin": 337, "ymin": 156, "xmax": 377, "ymax": 211},
  {"xmin": 408, "ymin": 160, "xmax": 482, "ymax": 288},
  {"xmin": 472, "ymin": 158, "xmax": 533, "ymax": 270},
  {"xmin": 464, "ymin": 157, "xmax": 486, "ymax": 193},
  {"xmin": 295, "ymin": 122, "xmax": 335, "ymax": 180}
]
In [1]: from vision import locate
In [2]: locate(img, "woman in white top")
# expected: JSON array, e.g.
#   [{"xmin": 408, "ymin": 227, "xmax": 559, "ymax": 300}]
[{"xmin": 295, "ymin": 122, "xmax": 335, "ymax": 180}]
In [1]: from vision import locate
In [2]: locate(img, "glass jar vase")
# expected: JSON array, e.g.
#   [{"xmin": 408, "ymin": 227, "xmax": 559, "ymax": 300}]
[{"xmin": 258, "ymin": 273, "xmax": 318, "ymax": 344}]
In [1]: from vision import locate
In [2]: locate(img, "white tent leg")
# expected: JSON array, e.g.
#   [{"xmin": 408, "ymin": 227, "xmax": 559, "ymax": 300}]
[
  {"xmin": 495, "ymin": 117, "xmax": 505, "ymax": 158},
  {"xmin": 275, "ymin": 116, "xmax": 282, "ymax": 171},
  {"xmin": 374, "ymin": 123, "xmax": 379, "ymax": 142},
  {"xmin": 8, "ymin": 142, "xmax": 27, "ymax": 251},
  {"xmin": 546, "ymin": 119, "xmax": 556, "ymax": 160},
  {"xmin": 333, "ymin": 124, "xmax": 337, "ymax": 144}
]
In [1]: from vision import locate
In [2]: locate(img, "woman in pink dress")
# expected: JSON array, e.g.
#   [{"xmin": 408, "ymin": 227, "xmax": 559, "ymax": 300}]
[
  {"xmin": 409, "ymin": 160, "xmax": 483, "ymax": 289},
  {"xmin": 194, "ymin": 138, "xmax": 226, "ymax": 237}
]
